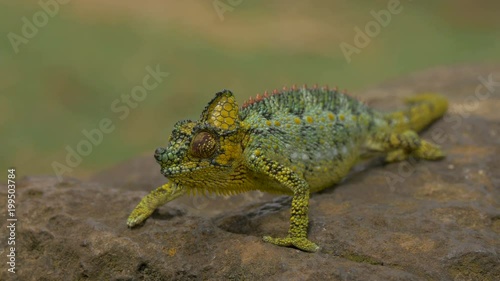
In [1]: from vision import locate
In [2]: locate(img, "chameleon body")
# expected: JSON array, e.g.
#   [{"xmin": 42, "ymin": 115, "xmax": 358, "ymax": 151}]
[{"xmin": 127, "ymin": 86, "xmax": 447, "ymax": 252}]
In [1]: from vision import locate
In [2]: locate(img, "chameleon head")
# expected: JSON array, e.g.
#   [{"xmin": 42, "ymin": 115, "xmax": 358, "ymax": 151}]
[{"xmin": 153, "ymin": 90, "xmax": 245, "ymax": 188}]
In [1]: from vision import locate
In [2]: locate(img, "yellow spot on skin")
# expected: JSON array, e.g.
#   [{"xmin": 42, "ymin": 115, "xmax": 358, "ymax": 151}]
[
  {"xmin": 223, "ymin": 102, "xmax": 233, "ymax": 111},
  {"xmin": 294, "ymin": 117, "xmax": 301, "ymax": 124},
  {"xmin": 328, "ymin": 113, "xmax": 335, "ymax": 121},
  {"xmin": 254, "ymin": 149, "xmax": 261, "ymax": 156},
  {"xmin": 217, "ymin": 154, "xmax": 230, "ymax": 165},
  {"xmin": 352, "ymin": 115, "xmax": 357, "ymax": 121},
  {"xmin": 274, "ymin": 121, "xmax": 281, "ymax": 126},
  {"xmin": 306, "ymin": 116, "xmax": 314, "ymax": 123},
  {"xmin": 266, "ymin": 120, "xmax": 272, "ymax": 126},
  {"xmin": 180, "ymin": 127, "xmax": 192, "ymax": 134},
  {"xmin": 286, "ymin": 124, "xmax": 291, "ymax": 128},
  {"xmin": 339, "ymin": 114, "xmax": 345, "ymax": 121},
  {"xmin": 390, "ymin": 135, "xmax": 400, "ymax": 145},
  {"xmin": 224, "ymin": 117, "xmax": 235, "ymax": 125}
]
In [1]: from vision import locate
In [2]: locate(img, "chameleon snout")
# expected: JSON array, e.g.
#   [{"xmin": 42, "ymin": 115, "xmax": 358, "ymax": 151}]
[{"xmin": 154, "ymin": 147, "xmax": 166, "ymax": 162}]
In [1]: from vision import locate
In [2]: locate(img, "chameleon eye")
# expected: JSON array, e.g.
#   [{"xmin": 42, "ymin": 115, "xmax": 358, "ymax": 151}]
[{"xmin": 190, "ymin": 131, "xmax": 217, "ymax": 158}]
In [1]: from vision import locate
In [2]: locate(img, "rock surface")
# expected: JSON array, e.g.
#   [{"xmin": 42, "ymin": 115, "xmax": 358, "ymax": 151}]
[{"xmin": 1, "ymin": 63, "xmax": 500, "ymax": 281}]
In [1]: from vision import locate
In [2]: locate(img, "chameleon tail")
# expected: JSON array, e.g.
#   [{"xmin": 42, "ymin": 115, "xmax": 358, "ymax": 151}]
[{"xmin": 384, "ymin": 93, "xmax": 448, "ymax": 133}]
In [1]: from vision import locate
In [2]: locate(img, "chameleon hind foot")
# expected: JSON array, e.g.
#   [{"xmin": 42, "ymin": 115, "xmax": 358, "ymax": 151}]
[
  {"xmin": 384, "ymin": 139, "xmax": 445, "ymax": 162},
  {"xmin": 411, "ymin": 140, "xmax": 445, "ymax": 160},
  {"xmin": 371, "ymin": 130, "xmax": 445, "ymax": 163},
  {"xmin": 263, "ymin": 235, "xmax": 319, "ymax": 252}
]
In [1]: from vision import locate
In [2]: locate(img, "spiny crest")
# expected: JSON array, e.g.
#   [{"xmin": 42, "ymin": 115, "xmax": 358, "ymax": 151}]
[{"xmin": 241, "ymin": 84, "xmax": 338, "ymax": 109}]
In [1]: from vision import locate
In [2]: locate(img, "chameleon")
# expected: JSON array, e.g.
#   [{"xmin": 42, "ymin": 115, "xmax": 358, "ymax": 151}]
[{"xmin": 127, "ymin": 85, "xmax": 447, "ymax": 252}]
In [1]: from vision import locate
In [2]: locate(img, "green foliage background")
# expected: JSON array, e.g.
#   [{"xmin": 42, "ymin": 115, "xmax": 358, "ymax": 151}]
[{"xmin": 1, "ymin": 0, "xmax": 499, "ymax": 178}]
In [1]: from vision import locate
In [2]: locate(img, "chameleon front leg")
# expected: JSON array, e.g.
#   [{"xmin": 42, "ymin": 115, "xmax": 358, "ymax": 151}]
[
  {"xmin": 249, "ymin": 154, "xmax": 319, "ymax": 252},
  {"xmin": 127, "ymin": 182, "xmax": 186, "ymax": 227}
]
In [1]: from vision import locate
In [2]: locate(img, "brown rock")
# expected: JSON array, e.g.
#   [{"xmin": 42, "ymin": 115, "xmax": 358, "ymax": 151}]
[{"xmin": 1, "ymin": 63, "xmax": 499, "ymax": 280}]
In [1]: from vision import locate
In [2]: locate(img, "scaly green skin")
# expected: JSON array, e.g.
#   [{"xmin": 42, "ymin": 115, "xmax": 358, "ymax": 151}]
[{"xmin": 127, "ymin": 86, "xmax": 448, "ymax": 252}]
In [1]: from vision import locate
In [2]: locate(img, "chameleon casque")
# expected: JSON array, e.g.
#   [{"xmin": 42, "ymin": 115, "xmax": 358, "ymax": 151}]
[{"xmin": 127, "ymin": 85, "xmax": 447, "ymax": 252}]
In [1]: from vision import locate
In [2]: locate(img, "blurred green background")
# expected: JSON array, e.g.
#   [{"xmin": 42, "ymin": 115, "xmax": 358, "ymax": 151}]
[{"xmin": 1, "ymin": 0, "xmax": 499, "ymax": 179}]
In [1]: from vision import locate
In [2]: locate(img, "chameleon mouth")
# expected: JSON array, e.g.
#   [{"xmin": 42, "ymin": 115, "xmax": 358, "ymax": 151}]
[{"xmin": 160, "ymin": 165, "xmax": 203, "ymax": 177}]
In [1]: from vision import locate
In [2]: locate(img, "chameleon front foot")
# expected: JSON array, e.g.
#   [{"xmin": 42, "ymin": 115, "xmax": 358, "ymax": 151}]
[
  {"xmin": 263, "ymin": 235, "xmax": 319, "ymax": 252},
  {"xmin": 127, "ymin": 208, "xmax": 153, "ymax": 228},
  {"xmin": 127, "ymin": 183, "xmax": 186, "ymax": 228}
]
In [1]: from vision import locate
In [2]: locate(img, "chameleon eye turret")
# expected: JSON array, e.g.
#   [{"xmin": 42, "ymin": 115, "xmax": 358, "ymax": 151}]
[{"xmin": 190, "ymin": 131, "xmax": 217, "ymax": 158}]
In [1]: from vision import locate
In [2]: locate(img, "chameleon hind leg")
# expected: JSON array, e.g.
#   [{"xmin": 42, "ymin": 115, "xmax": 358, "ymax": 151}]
[
  {"xmin": 368, "ymin": 130, "xmax": 445, "ymax": 163},
  {"xmin": 248, "ymin": 154, "xmax": 319, "ymax": 252},
  {"xmin": 127, "ymin": 182, "xmax": 186, "ymax": 227}
]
